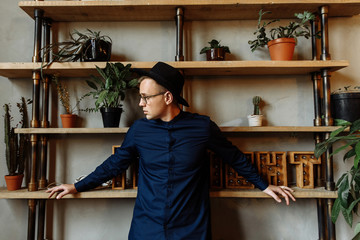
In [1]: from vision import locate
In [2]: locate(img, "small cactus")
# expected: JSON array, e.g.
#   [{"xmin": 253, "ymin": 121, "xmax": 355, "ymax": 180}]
[
  {"xmin": 252, "ymin": 96, "xmax": 262, "ymax": 115},
  {"xmin": 3, "ymin": 97, "xmax": 30, "ymax": 176}
]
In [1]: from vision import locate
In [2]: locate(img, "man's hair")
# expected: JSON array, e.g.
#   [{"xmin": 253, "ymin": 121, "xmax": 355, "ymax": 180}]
[
  {"xmin": 138, "ymin": 76, "xmax": 179, "ymax": 107},
  {"xmin": 138, "ymin": 76, "xmax": 167, "ymax": 93}
]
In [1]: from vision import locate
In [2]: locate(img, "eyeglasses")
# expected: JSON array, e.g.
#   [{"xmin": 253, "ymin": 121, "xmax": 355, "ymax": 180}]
[{"xmin": 139, "ymin": 92, "xmax": 166, "ymax": 104}]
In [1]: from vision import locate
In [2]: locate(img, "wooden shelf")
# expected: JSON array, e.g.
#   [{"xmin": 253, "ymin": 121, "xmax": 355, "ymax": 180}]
[
  {"xmin": 0, "ymin": 61, "xmax": 349, "ymax": 79},
  {"xmin": 0, "ymin": 187, "xmax": 337, "ymax": 199},
  {"xmin": 19, "ymin": 0, "xmax": 360, "ymax": 22},
  {"xmin": 14, "ymin": 126, "xmax": 342, "ymax": 134}
]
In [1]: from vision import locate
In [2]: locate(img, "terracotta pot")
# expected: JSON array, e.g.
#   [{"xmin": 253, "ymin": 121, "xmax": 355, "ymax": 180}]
[
  {"xmin": 206, "ymin": 48, "xmax": 226, "ymax": 61},
  {"xmin": 267, "ymin": 38, "xmax": 296, "ymax": 60},
  {"xmin": 60, "ymin": 114, "xmax": 78, "ymax": 128},
  {"xmin": 4, "ymin": 174, "xmax": 24, "ymax": 191}
]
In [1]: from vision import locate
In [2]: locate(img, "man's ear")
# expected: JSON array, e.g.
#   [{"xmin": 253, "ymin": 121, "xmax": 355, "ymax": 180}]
[{"xmin": 164, "ymin": 91, "xmax": 174, "ymax": 105}]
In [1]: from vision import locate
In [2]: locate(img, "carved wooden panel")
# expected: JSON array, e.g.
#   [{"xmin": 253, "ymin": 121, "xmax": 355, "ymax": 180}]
[
  {"xmin": 225, "ymin": 152, "xmax": 255, "ymax": 189},
  {"xmin": 288, "ymin": 152, "xmax": 320, "ymax": 189},
  {"xmin": 256, "ymin": 152, "xmax": 288, "ymax": 186}
]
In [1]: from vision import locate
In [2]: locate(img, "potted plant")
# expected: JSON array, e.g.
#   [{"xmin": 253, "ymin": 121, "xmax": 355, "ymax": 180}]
[
  {"xmin": 248, "ymin": 10, "xmax": 316, "ymax": 60},
  {"xmin": 52, "ymin": 76, "xmax": 83, "ymax": 128},
  {"xmin": 41, "ymin": 29, "xmax": 112, "ymax": 68},
  {"xmin": 3, "ymin": 98, "xmax": 31, "ymax": 191},
  {"xmin": 83, "ymin": 62, "xmax": 138, "ymax": 127},
  {"xmin": 314, "ymin": 118, "xmax": 360, "ymax": 239},
  {"xmin": 331, "ymin": 85, "xmax": 360, "ymax": 125},
  {"xmin": 247, "ymin": 96, "xmax": 263, "ymax": 126},
  {"xmin": 200, "ymin": 39, "xmax": 231, "ymax": 61}
]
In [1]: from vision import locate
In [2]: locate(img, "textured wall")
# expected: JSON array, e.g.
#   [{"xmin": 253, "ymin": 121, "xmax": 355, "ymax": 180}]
[{"xmin": 0, "ymin": 0, "xmax": 359, "ymax": 239}]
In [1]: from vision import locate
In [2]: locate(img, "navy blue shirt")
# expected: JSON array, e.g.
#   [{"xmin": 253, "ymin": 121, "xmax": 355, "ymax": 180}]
[{"xmin": 75, "ymin": 111, "xmax": 268, "ymax": 240}]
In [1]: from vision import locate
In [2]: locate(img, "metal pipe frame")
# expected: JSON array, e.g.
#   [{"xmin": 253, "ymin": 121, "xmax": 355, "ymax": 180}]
[
  {"xmin": 28, "ymin": 7, "xmax": 44, "ymax": 240},
  {"xmin": 175, "ymin": 7, "xmax": 184, "ymax": 61},
  {"xmin": 319, "ymin": 5, "xmax": 336, "ymax": 240},
  {"xmin": 37, "ymin": 17, "xmax": 52, "ymax": 240}
]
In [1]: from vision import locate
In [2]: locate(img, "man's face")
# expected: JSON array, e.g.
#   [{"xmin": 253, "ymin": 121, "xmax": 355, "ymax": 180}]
[{"xmin": 139, "ymin": 78, "xmax": 167, "ymax": 120}]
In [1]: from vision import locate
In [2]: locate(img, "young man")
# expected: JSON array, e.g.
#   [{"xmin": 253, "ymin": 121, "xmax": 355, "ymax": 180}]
[{"xmin": 47, "ymin": 62, "xmax": 295, "ymax": 240}]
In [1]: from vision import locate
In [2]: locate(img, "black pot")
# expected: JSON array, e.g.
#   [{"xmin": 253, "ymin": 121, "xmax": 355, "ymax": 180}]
[
  {"xmin": 82, "ymin": 39, "xmax": 112, "ymax": 62},
  {"xmin": 100, "ymin": 107, "xmax": 122, "ymax": 128},
  {"xmin": 331, "ymin": 92, "xmax": 360, "ymax": 123}
]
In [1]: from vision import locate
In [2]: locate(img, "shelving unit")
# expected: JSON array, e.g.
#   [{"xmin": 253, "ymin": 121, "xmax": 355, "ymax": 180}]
[
  {"xmin": 0, "ymin": 60, "xmax": 349, "ymax": 78},
  {"xmin": 14, "ymin": 126, "xmax": 343, "ymax": 134},
  {"xmin": 1, "ymin": 1, "xmax": 360, "ymax": 240},
  {"xmin": 0, "ymin": 187, "xmax": 337, "ymax": 199}
]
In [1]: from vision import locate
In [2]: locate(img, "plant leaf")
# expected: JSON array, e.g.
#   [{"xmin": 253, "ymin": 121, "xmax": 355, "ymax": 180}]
[
  {"xmin": 331, "ymin": 197, "xmax": 341, "ymax": 223},
  {"xmin": 338, "ymin": 173, "xmax": 350, "ymax": 208}
]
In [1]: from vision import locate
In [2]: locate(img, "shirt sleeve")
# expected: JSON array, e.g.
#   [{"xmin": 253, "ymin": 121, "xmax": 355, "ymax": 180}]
[
  {"xmin": 206, "ymin": 120, "xmax": 269, "ymax": 191},
  {"xmin": 75, "ymin": 123, "xmax": 138, "ymax": 192}
]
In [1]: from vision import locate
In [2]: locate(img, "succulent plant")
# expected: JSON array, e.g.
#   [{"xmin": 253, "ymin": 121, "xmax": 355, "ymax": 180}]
[{"xmin": 252, "ymin": 96, "xmax": 262, "ymax": 115}]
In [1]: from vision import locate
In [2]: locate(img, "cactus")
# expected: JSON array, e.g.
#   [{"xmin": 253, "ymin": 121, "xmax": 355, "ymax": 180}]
[
  {"xmin": 252, "ymin": 96, "xmax": 262, "ymax": 115},
  {"xmin": 3, "ymin": 98, "xmax": 30, "ymax": 176}
]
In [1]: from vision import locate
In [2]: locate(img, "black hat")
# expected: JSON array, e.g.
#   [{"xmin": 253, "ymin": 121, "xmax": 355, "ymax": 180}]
[{"xmin": 133, "ymin": 62, "xmax": 189, "ymax": 107}]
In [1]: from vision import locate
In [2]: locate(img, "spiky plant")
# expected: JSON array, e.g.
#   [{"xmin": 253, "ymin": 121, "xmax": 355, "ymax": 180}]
[
  {"xmin": 252, "ymin": 96, "xmax": 262, "ymax": 115},
  {"xmin": 3, "ymin": 97, "xmax": 31, "ymax": 176}
]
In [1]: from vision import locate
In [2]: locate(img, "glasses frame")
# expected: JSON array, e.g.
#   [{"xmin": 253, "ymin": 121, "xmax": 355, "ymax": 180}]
[{"xmin": 139, "ymin": 91, "xmax": 167, "ymax": 105}]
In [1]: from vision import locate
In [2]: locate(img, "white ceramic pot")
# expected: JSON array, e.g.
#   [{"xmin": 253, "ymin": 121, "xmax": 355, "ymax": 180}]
[{"xmin": 247, "ymin": 115, "xmax": 263, "ymax": 126}]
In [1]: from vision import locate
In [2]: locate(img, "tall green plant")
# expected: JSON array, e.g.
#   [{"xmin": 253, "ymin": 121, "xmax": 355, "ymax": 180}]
[
  {"xmin": 3, "ymin": 97, "xmax": 31, "ymax": 176},
  {"xmin": 248, "ymin": 10, "xmax": 316, "ymax": 52},
  {"xmin": 314, "ymin": 119, "xmax": 360, "ymax": 239},
  {"xmin": 83, "ymin": 62, "xmax": 138, "ymax": 112}
]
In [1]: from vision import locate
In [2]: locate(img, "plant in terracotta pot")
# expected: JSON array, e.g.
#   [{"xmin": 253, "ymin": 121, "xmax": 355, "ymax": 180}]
[
  {"xmin": 83, "ymin": 62, "xmax": 138, "ymax": 127},
  {"xmin": 3, "ymin": 98, "xmax": 31, "ymax": 191},
  {"xmin": 314, "ymin": 118, "xmax": 360, "ymax": 239},
  {"xmin": 200, "ymin": 39, "xmax": 231, "ymax": 61},
  {"xmin": 331, "ymin": 85, "xmax": 360, "ymax": 125},
  {"xmin": 41, "ymin": 29, "xmax": 112, "ymax": 70},
  {"xmin": 247, "ymin": 96, "xmax": 263, "ymax": 126},
  {"xmin": 52, "ymin": 76, "xmax": 83, "ymax": 128},
  {"xmin": 248, "ymin": 10, "xmax": 316, "ymax": 60}
]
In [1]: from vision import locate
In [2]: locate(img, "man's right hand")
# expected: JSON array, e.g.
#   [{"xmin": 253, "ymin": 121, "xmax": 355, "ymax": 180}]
[{"xmin": 46, "ymin": 184, "xmax": 77, "ymax": 199}]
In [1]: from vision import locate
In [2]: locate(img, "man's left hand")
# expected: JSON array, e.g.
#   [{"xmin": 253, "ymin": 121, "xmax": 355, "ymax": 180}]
[{"xmin": 263, "ymin": 185, "xmax": 296, "ymax": 205}]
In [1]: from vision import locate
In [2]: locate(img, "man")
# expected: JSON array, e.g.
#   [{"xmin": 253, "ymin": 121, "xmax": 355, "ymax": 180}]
[{"xmin": 47, "ymin": 62, "xmax": 295, "ymax": 240}]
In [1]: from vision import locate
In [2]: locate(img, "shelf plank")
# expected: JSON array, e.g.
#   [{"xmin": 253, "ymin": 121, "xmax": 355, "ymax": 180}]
[
  {"xmin": 0, "ymin": 61, "xmax": 349, "ymax": 78},
  {"xmin": 14, "ymin": 126, "xmax": 342, "ymax": 134},
  {"xmin": 19, "ymin": 1, "xmax": 360, "ymax": 22},
  {"xmin": 0, "ymin": 187, "xmax": 337, "ymax": 199}
]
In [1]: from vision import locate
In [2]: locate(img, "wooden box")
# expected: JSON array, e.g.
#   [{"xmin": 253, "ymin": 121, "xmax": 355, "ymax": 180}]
[
  {"xmin": 225, "ymin": 152, "xmax": 255, "ymax": 189},
  {"xmin": 256, "ymin": 152, "xmax": 288, "ymax": 186},
  {"xmin": 288, "ymin": 151, "xmax": 320, "ymax": 189},
  {"xmin": 209, "ymin": 150, "xmax": 223, "ymax": 189},
  {"xmin": 111, "ymin": 145, "xmax": 138, "ymax": 190}
]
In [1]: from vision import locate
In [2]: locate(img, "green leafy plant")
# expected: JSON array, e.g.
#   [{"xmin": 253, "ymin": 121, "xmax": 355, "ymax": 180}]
[
  {"xmin": 83, "ymin": 62, "xmax": 138, "ymax": 112},
  {"xmin": 314, "ymin": 119, "xmax": 360, "ymax": 239},
  {"xmin": 52, "ymin": 75, "xmax": 84, "ymax": 114},
  {"xmin": 41, "ymin": 29, "xmax": 112, "ymax": 71},
  {"xmin": 252, "ymin": 96, "xmax": 262, "ymax": 115},
  {"xmin": 248, "ymin": 10, "xmax": 316, "ymax": 52},
  {"xmin": 200, "ymin": 39, "xmax": 231, "ymax": 54},
  {"xmin": 3, "ymin": 97, "xmax": 31, "ymax": 176}
]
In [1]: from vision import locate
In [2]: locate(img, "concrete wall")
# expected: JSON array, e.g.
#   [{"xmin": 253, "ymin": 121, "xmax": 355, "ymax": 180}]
[{"xmin": 0, "ymin": 0, "xmax": 359, "ymax": 239}]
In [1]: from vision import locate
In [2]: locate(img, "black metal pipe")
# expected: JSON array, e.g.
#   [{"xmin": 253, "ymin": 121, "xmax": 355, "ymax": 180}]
[
  {"xmin": 175, "ymin": 7, "xmax": 184, "ymax": 61},
  {"xmin": 27, "ymin": 199, "xmax": 37, "ymax": 240},
  {"xmin": 37, "ymin": 200, "xmax": 46, "ymax": 240},
  {"xmin": 320, "ymin": 6, "xmax": 331, "ymax": 60}
]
